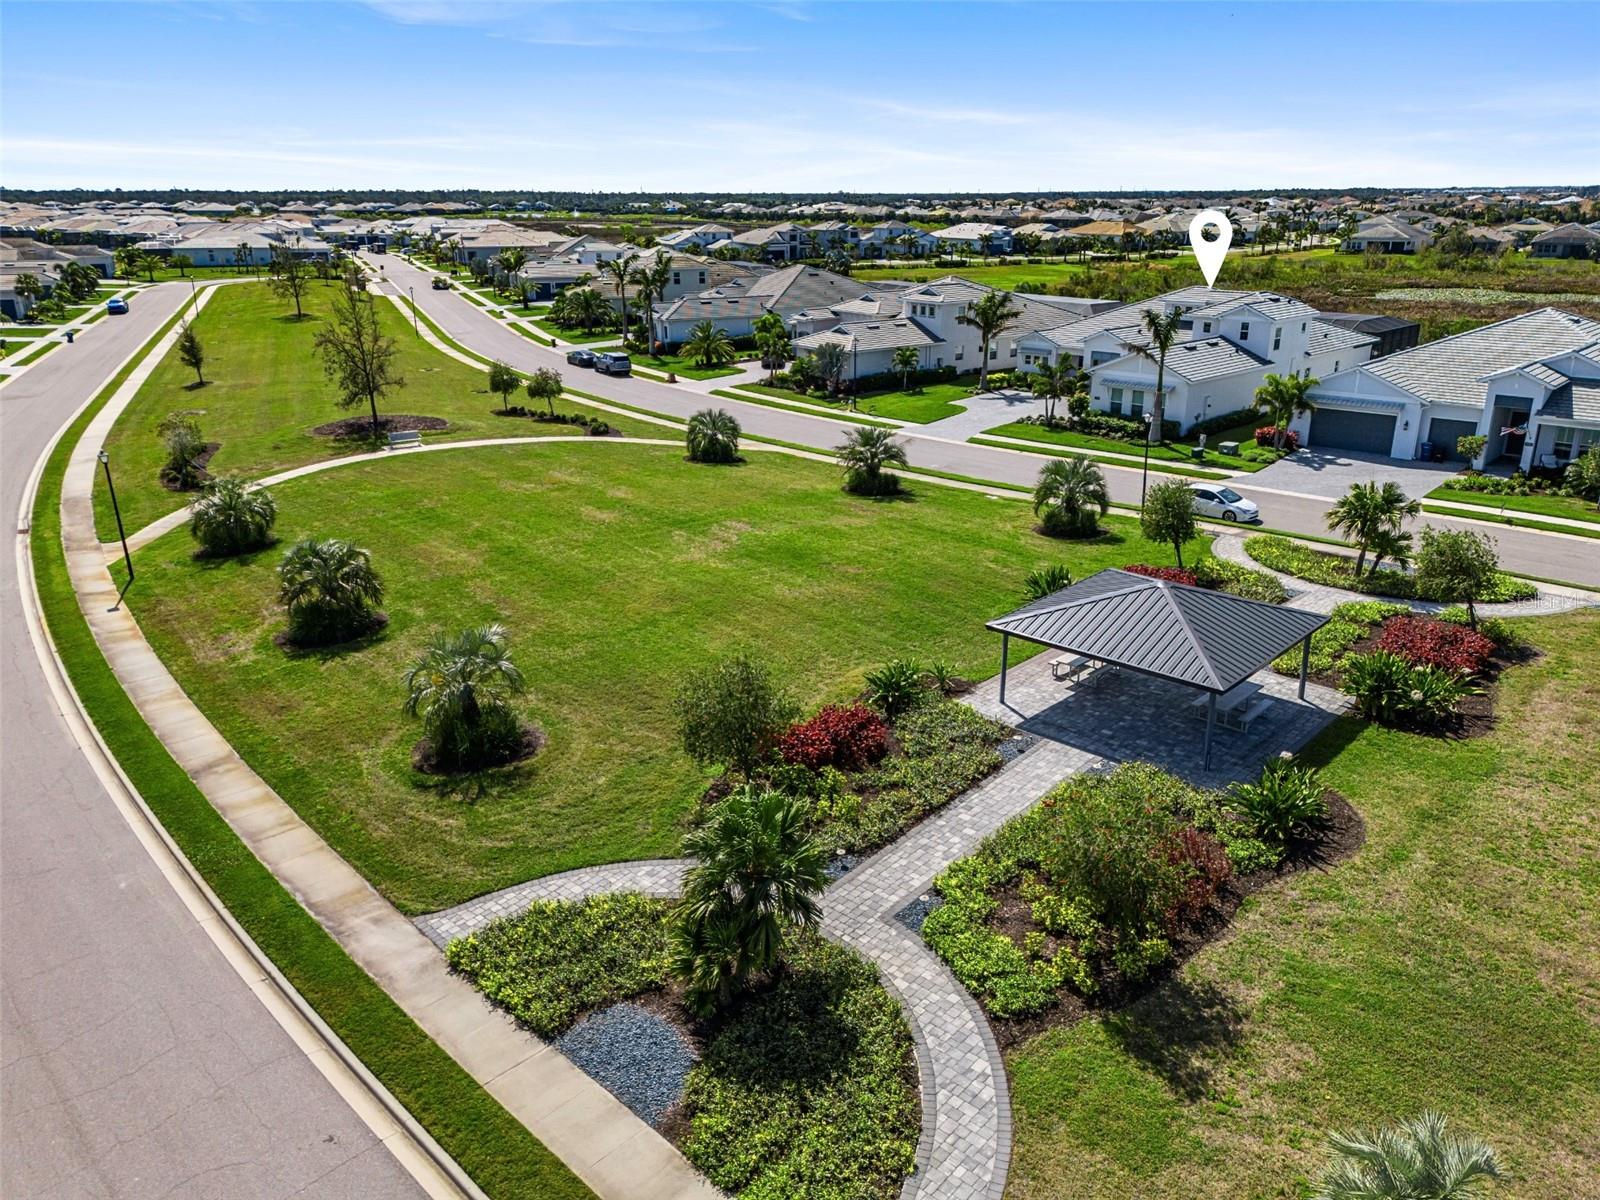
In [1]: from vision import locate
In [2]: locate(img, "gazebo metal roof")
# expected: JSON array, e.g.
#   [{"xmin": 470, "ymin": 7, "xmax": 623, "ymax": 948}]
[{"xmin": 987, "ymin": 568, "xmax": 1328, "ymax": 695}]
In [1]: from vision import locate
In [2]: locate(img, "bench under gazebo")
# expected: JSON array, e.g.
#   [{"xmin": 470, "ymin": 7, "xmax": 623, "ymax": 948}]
[{"xmin": 986, "ymin": 568, "xmax": 1329, "ymax": 769}]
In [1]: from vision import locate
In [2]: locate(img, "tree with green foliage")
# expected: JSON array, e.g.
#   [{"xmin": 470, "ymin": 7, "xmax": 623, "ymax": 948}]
[
  {"xmin": 13, "ymin": 272, "xmax": 44, "ymax": 311},
  {"xmin": 189, "ymin": 477, "xmax": 276, "ymax": 557},
  {"xmin": 233, "ymin": 243, "xmax": 254, "ymax": 276},
  {"xmin": 1562, "ymin": 444, "xmax": 1600, "ymax": 505},
  {"xmin": 567, "ymin": 287, "xmax": 612, "ymax": 333},
  {"xmin": 157, "ymin": 411, "xmax": 207, "ymax": 489},
  {"xmin": 629, "ymin": 254, "xmax": 673, "ymax": 348},
  {"xmin": 1313, "ymin": 1111, "xmax": 1503, "ymax": 1200},
  {"xmin": 956, "ymin": 289, "xmax": 1021, "ymax": 390},
  {"xmin": 1027, "ymin": 357, "xmax": 1082, "ymax": 426},
  {"xmin": 836, "ymin": 426, "xmax": 908, "ymax": 496},
  {"xmin": 601, "ymin": 251, "xmax": 641, "ymax": 345},
  {"xmin": 313, "ymin": 281, "xmax": 404, "ymax": 436},
  {"xmin": 1326, "ymin": 481, "xmax": 1420, "ymax": 577},
  {"xmin": 686, "ymin": 408, "xmax": 741, "ymax": 464},
  {"xmin": 487, "ymin": 360, "xmax": 521, "ymax": 412},
  {"xmin": 268, "ymin": 243, "xmax": 313, "ymax": 319},
  {"xmin": 524, "ymin": 366, "xmax": 563, "ymax": 415},
  {"xmin": 1455, "ymin": 434, "xmax": 1488, "ymax": 468},
  {"xmin": 683, "ymin": 320, "xmax": 736, "ymax": 369},
  {"xmin": 1140, "ymin": 477, "xmax": 1198, "ymax": 567},
  {"xmin": 754, "ymin": 311, "xmax": 792, "ymax": 383},
  {"xmin": 892, "ymin": 345, "xmax": 919, "ymax": 391},
  {"xmin": 403, "ymin": 623, "xmax": 528, "ymax": 771},
  {"xmin": 1127, "ymin": 307, "xmax": 1185, "ymax": 443},
  {"xmin": 171, "ymin": 254, "xmax": 193, "ymax": 279},
  {"xmin": 671, "ymin": 785, "xmax": 827, "ymax": 1015},
  {"xmin": 674, "ymin": 652, "xmax": 798, "ymax": 778},
  {"xmin": 810, "ymin": 343, "xmax": 848, "ymax": 397},
  {"xmin": 1253, "ymin": 372, "xmax": 1319, "ymax": 449},
  {"xmin": 1032, "ymin": 455, "xmax": 1109, "ymax": 538},
  {"xmin": 277, "ymin": 537, "xmax": 384, "ymax": 646},
  {"xmin": 176, "ymin": 320, "xmax": 205, "ymax": 385},
  {"xmin": 1414, "ymin": 527, "xmax": 1500, "ymax": 630}
]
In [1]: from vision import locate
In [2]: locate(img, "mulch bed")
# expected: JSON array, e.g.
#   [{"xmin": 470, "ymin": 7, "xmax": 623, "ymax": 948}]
[
  {"xmin": 986, "ymin": 791, "xmax": 1365, "ymax": 1051},
  {"xmin": 272, "ymin": 611, "xmax": 389, "ymax": 651},
  {"xmin": 159, "ymin": 443, "xmax": 221, "ymax": 491},
  {"xmin": 411, "ymin": 721, "xmax": 546, "ymax": 776},
  {"xmin": 310, "ymin": 414, "xmax": 449, "ymax": 439}
]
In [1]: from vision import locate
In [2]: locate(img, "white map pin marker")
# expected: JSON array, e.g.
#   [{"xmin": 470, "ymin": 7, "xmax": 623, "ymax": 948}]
[{"xmin": 1188, "ymin": 209, "xmax": 1233, "ymax": 288}]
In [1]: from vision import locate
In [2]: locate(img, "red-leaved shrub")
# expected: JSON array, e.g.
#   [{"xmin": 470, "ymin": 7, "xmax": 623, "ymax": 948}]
[
  {"xmin": 1165, "ymin": 826, "xmax": 1233, "ymax": 929},
  {"xmin": 1124, "ymin": 564, "xmax": 1199, "ymax": 587},
  {"xmin": 777, "ymin": 704, "xmax": 890, "ymax": 771},
  {"xmin": 1255, "ymin": 425, "xmax": 1300, "ymax": 451},
  {"xmin": 1377, "ymin": 615, "xmax": 1495, "ymax": 674}
]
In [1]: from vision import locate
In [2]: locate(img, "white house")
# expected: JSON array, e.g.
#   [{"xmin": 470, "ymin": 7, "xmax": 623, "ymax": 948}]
[
  {"xmin": 650, "ymin": 263, "xmax": 869, "ymax": 343},
  {"xmin": 657, "ymin": 223, "xmax": 733, "ymax": 251},
  {"xmin": 928, "ymin": 222, "xmax": 1014, "ymax": 254},
  {"xmin": 1341, "ymin": 216, "xmax": 1432, "ymax": 254},
  {"xmin": 1301, "ymin": 308, "xmax": 1600, "ymax": 463},
  {"xmin": 859, "ymin": 220, "xmax": 936, "ymax": 258}
]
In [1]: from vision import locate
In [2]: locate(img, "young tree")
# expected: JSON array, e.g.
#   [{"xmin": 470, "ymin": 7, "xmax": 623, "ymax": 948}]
[
  {"xmin": 268, "ymin": 244, "xmax": 312, "ymax": 319},
  {"xmin": 671, "ymin": 785, "xmax": 827, "ymax": 1015},
  {"xmin": 1032, "ymin": 455, "xmax": 1109, "ymax": 538},
  {"xmin": 1127, "ymin": 307, "xmax": 1185, "ymax": 444},
  {"xmin": 836, "ymin": 426, "xmax": 908, "ymax": 496},
  {"xmin": 157, "ymin": 411, "xmax": 207, "ymax": 489},
  {"xmin": 892, "ymin": 345, "xmax": 919, "ymax": 391},
  {"xmin": 1140, "ymin": 478, "xmax": 1198, "ymax": 567},
  {"xmin": 403, "ymin": 623, "xmax": 528, "ymax": 770},
  {"xmin": 1455, "ymin": 434, "xmax": 1488, "ymax": 468},
  {"xmin": 956, "ymin": 289, "xmax": 1021, "ymax": 390},
  {"xmin": 1028, "ymin": 357, "xmax": 1079, "ymax": 426},
  {"xmin": 1252, "ymin": 372, "xmax": 1319, "ymax": 449},
  {"xmin": 172, "ymin": 254, "xmax": 193, "ymax": 279},
  {"xmin": 674, "ymin": 652, "xmax": 798, "ymax": 778},
  {"xmin": 686, "ymin": 408, "xmax": 741, "ymax": 464},
  {"xmin": 313, "ymin": 282, "xmax": 405, "ymax": 437},
  {"xmin": 1414, "ymin": 528, "xmax": 1500, "ymax": 629},
  {"xmin": 683, "ymin": 320, "xmax": 735, "ymax": 369},
  {"xmin": 1326, "ymin": 480, "xmax": 1420, "ymax": 576},
  {"xmin": 629, "ymin": 254, "xmax": 673, "ymax": 348},
  {"xmin": 233, "ymin": 243, "xmax": 253, "ymax": 276},
  {"xmin": 525, "ymin": 366, "xmax": 563, "ymax": 415},
  {"xmin": 1313, "ymin": 1111, "xmax": 1502, "ymax": 1200},
  {"xmin": 487, "ymin": 360, "xmax": 521, "ymax": 412},
  {"xmin": 176, "ymin": 320, "xmax": 205, "ymax": 385}
]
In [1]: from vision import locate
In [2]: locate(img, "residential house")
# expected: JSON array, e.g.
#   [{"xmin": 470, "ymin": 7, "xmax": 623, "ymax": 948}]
[
  {"xmin": 809, "ymin": 221, "xmax": 862, "ymax": 256},
  {"xmin": 453, "ymin": 226, "xmax": 569, "ymax": 263},
  {"xmin": 1301, "ymin": 308, "xmax": 1600, "ymax": 462},
  {"xmin": 656, "ymin": 223, "xmax": 734, "ymax": 251},
  {"xmin": 1, "ymin": 261, "xmax": 63, "ymax": 319},
  {"xmin": 1315, "ymin": 313, "xmax": 1421, "ymax": 358},
  {"xmin": 708, "ymin": 222, "xmax": 812, "ymax": 261},
  {"xmin": 650, "ymin": 263, "xmax": 870, "ymax": 343},
  {"xmin": 1530, "ymin": 223, "xmax": 1600, "ymax": 259},
  {"xmin": 1341, "ymin": 216, "xmax": 1432, "ymax": 254},
  {"xmin": 1466, "ymin": 226, "xmax": 1517, "ymax": 255},
  {"xmin": 859, "ymin": 220, "xmax": 937, "ymax": 258},
  {"xmin": 0, "ymin": 237, "xmax": 116, "ymax": 277},
  {"xmin": 927, "ymin": 222, "xmax": 1014, "ymax": 255}
]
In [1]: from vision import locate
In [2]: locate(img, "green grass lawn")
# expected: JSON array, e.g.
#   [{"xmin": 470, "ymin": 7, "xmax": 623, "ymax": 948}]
[
  {"xmin": 980, "ymin": 421, "xmax": 1265, "ymax": 473},
  {"xmin": 1426, "ymin": 484, "xmax": 1600, "ymax": 526},
  {"xmin": 632, "ymin": 350, "xmax": 745, "ymax": 380},
  {"xmin": 1005, "ymin": 609, "xmax": 1600, "ymax": 1199},
  {"xmin": 744, "ymin": 380, "xmax": 973, "ymax": 424},
  {"xmin": 124, "ymin": 442, "xmax": 1207, "ymax": 913},
  {"xmin": 91, "ymin": 282, "xmax": 657, "ymax": 540},
  {"xmin": 530, "ymin": 317, "xmax": 619, "ymax": 344},
  {"xmin": 853, "ymin": 262, "xmax": 1093, "ymax": 290}
]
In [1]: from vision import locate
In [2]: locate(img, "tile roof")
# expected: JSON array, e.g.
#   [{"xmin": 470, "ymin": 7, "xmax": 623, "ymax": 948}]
[
  {"xmin": 794, "ymin": 318, "xmax": 942, "ymax": 354},
  {"xmin": 1540, "ymin": 382, "xmax": 1600, "ymax": 424},
  {"xmin": 1308, "ymin": 319, "xmax": 1379, "ymax": 356}
]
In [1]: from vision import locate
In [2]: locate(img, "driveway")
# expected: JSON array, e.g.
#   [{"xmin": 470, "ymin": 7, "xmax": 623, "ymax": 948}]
[
  {"xmin": 1244, "ymin": 448, "xmax": 1460, "ymax": 500},
  {"xmin": 917, "ymin": 387, "xmax": 1044, "ymax": 439}
]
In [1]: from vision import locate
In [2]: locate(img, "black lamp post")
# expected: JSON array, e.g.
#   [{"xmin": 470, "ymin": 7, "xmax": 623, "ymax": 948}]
[
  {"xmin": 1140, "ymin": 411, "xmax": 1154, "ymax": 509},
  {"xmin": 408, "ymin": 286, "xmax": 419, "ymax": 336},
  {"xmin": 98, "ymin": 449, "xmax": 134, "ymax": 611}
]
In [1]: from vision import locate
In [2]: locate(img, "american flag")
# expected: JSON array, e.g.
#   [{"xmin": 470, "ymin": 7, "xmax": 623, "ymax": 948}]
[{"xmin": 1500, "ymin": 424, "xmax": 1527, "ymax": 437}]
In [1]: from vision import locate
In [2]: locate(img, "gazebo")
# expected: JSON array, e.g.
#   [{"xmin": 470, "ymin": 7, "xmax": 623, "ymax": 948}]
[{"xmin": 987, "ymin": 569, "xmax": 1329, "ymax": 768}]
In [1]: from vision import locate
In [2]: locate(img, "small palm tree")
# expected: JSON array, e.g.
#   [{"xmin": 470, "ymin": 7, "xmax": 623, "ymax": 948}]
[
  {"xmin": 753, "ymin": 312, "xmax": 792, "ymax": 383},
  {"xmin": 892, "ymin": 345, "xmax": 919, "ymax": 390},
  {"xmin": 1022, "ymin": 563, "xmax": 1072, "ymax": 601},
  {"xmin": 1127, "ymin": 307, "xmax": 1186, "ymax": 444},
  {"xmin": 1366, "ymin": 526, "xmax": 1415, "ymax": 575},
  {"xmin": 686, "ymin": 408, "xmax": 741, "ymax": 464},
  {"xmin": 1253, "ymin": 372, "xmax": 1319, "ymax": 448},
  {"xmin": 601, "ymin": 251, "xmax": 641, "ymax": 343},
  {"xmin": 1033, "ymin": 455, "xmax": 1109, "ymax": 538},
  {"xmin": 1028, "ymin": 357, "xmax": 1079, "ymax": 425},
  {"xmin": 671, "ymin": 785, "xmax": 828, "ymax": 1015},
  {"xmin": 1326, "ymin": 481, "xmax": 1420, "ymax": 576},
  {"xmin": 809, "ymin": 342, "xmax": 848, "ymax": 396},
  {"xmin": 403, "ymin": 623, "xmax": 528, "ymax": 770},
  {"xmin": 1314, "ymin": 1111, "xmax": 1503, "ymax": 1200},
  {"xmin": 277, "ymin": 537, "xmax": 384, "ymax": 646},
  {"xmin": 836, "ymin": 427, "xmax": 908, "ymax": 496},
  {"xmin": 683, "ymin": 320, "xmax": 736, "ymax": 369},
  {"xmin": 957, "ymin": 290, "xmax": 1021, "ymax": 390},
  {"xmin": 568, "ymin": 288, "xmax": 612, "ymax": 333},
  {"xmin": 189, "ymin": 477, "xmax": 276, "ymax": 557}
]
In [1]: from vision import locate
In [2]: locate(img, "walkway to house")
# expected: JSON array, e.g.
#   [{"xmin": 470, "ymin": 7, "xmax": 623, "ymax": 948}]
[
  {"xmin": 1210, "ymin": 532, "xmax": 1598, "ymax": 618},
  {"xmin": 915, "ymin": 385, "xmax": 1043, "ymax": 440}
]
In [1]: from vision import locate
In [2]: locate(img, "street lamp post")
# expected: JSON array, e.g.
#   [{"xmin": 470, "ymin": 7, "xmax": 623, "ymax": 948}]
[
  {"xmin": 98, "ymin": 449, "xmax": 134, "ymax": 611},
  {"xmin": 1140, "ymin": 411, "xmax": 1154, "ymax": 509},
  {"xmin": 408, "ymin": 287, "xmax": 419, "ymax": 336}
]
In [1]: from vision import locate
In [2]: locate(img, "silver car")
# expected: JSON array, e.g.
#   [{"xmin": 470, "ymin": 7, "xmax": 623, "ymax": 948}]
[{"xmin": 1189, "ymin": 483, "xmax": 1259, "ymax": 523}]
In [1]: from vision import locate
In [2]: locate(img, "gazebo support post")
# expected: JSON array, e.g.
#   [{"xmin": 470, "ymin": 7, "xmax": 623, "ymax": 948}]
[
  {"xmin": 1203, "ymin": 692, "xmax": 1216, "ymax": 770},
  {"xmin": 999, "ymin": 632, "xmax": 1010, "ymax": 706},
  {"xmin": 1298, "ymin": 633, "xmax": 1311, "ymax": 700}
]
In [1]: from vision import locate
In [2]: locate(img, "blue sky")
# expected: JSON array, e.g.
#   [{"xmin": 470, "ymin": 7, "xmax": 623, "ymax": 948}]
[{"xmin": 3, "ymin": 1, "xmax": 1597, "ymax": 191}]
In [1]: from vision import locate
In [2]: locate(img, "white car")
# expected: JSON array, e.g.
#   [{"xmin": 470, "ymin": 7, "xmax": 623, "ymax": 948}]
[{"xmin": 1189, "ymin": 484, "xmax": 1259, "ymax": 523}]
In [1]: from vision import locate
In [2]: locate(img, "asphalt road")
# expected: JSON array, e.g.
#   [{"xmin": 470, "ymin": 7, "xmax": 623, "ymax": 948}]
[
  {"xmin": 0, "ymin": 285, "xmax": 426, "ymax": 1199},
  {"xmin": 371, "ymin": 251, "xmax": 1600, "ymax": 589}
]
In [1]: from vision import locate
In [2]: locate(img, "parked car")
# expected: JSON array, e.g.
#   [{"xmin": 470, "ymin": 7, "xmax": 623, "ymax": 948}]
[
  {"xmin": 566, "ymin": 348, "xmax": 597, "ymax": 368},
  {"xmin": 593, "ymin": 352, "xmax": 631, "ymax": 376},
  {"xmin": 106, "ymin": 297, "xmax": 129, "ymax": 315},
  {"xmin": 430, "ymin": 277, "xmax": 450, "ymax": 290},
  {"xmin": 1189, "ymin": 483, "xmax": 1259, "ymax": 523}
]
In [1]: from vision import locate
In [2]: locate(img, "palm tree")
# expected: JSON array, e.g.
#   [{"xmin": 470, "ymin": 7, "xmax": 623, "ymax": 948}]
[
  {"xmin": 1252, "ymin": 372, "xmax": 1319, "ymax": 448},
  {"xmin": 495, "ymin": 247, "xmax": 527, "ymax": 295},
  {"xmin": 671, "ymin": 785, "xmax": 828, "ymax": 1015},
  {"xmin": 836, "ymin": 426, "xmax": 908, "ymax": 496},
  {"xmin": 601, "ymin": 251, "xmax": 641, "ymax": 346},
  {"xmin": 1028, "ymin": 357, "xmax": 1082, "ymax": 426},
  {"xmin": 686, "ymin": 408, "xmax": 741, "ymax": 463},
  {"xmin": 1366, "ymin": 526, "xmax": 1415, "ymax": 576},
  {"xmin": 978, "ymin": 231, "xmax": 996, "ymax": 259},
  {"xmin": 683, "ymin": 320, "xmax": 736, "ymax": 369},
  {"xmin": 1326, "ymin": 481, "xmax": 1421, "ymax": 576},
  {"xmin": 957, "ymin": 290, "xmax": 1021, "ymax": 390},
  {"xmin": 403, "ymin": 623, "xmax": 527, "ymax": 770},
  {"xmin": 1032, "ymin": 455, "xmax": 1109, "ymax": 538},
  {"xmin": 630, "ymin": 254, "xmax": 673, "ymax": 351},
  {"xmin": 188, "ymin": 477, "xmax": 276, "ymax": 557},
  {"xmin": 1313, "ymin": 1111, "xmax": 1503, "ymax": 1200},
  {"xmin": 277, "ymin": 537, "xmax": 384, "ymax": 645},
  {"xmin": 1125, "ymin": 306, "xmax": 1185, "ymax": 444},
  {"xmin": 810, "ymin": 342, "xmax": 848, "ymax": 396},
  {"xmin": 569, "ymin": 287, "xmax": 612, "ymax": 334},
  {"xmin": 13, "ymin": 272, "xmax": 43, "ymax": 310},
  {"xmin": 753, "ymin": 312, "xmax": 791, "ymax": 383},
  {"xmin": 892, "ymin": 345, "xmax": 919, "ymax": 391},
  {"xmin": 1022, "ymin": 563, "xmax": 1072, "ymax": 601}
]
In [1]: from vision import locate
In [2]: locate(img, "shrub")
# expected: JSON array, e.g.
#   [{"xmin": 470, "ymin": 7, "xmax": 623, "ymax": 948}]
[
  {"xmin": 157, "ymin": 410, "xmax": 207, "ymax": 489},
  {"xmin": 1166, "ymin": 826, "xmax": 1233, "ymax": 927},
  {"xmin": 188, "ymin": 477, "xmax": 276, "ymax": 556},
  {"xmin": 1193, "ymin": 557, "xmax": 1288, "ymax": 603},
  {"xmin": 1230, "ymin": 759, "xmax": 1328, "ymax": 845},
  {"xmin": 1255, "ymin": 425, "xmax": 1300, "ymax": 451},
  {"xmin": 277, "ymin": 537, "xmax": 384, "ymax": 646},
  {"xmin": 1241, "ymin": 444, "xmax": 1286, "ymax": 464},
  {"xmin": 863, "ymin": 658, "xmax": 922, "ymax": 718},
  {"xmin": 777, "ymin": 704, "xmax": 890, "ymax": 771},
  {"xmin": 403, "ymin": 623, "xmax": 529, "ymax": 772},
  {"xmin": 1021, "ymin": 563, "xmax": 1072, "ymax": 601},
  {"xmin": 675, "ymin": 653, "xmax": 799, "ymax": 777},
  {"xmin": 1343, "ymin": 651, "xmax": 1472, "ymax": 726},
  {"xmin": 1437, "ymin": 606, "xmax": 1524, "ymax": 650},
  {"xmin": 685, "ymin": 407, "xmax": 741, "ymax": 464},
  {"xmin": 1186, "ymin": 407, "xmax": 1257, "ymax": 439},
  {"xmin": 1244, "ymin": 535, "xmax": 1535, "ymax": 603},
  {"xmin": 1123, "ymin": 563, "xmax": 1198, "ymax": 586},
  {"xmin": 1377, "ymin": 615, "xmax": 1495, "ymax": 674}
]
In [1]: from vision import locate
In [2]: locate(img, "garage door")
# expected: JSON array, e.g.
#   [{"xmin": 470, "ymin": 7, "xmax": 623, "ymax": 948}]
[
  {"xmin": 1428, "ymin": 418, "xmax": 1478, "ymax": 460},
  {"xmin": 1310, "ymin": 408, "xmax": 1397, "ymax": 455}
]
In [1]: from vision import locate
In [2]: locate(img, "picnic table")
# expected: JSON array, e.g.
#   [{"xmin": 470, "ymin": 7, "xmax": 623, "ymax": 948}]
[
  {"xmin": 1051, "ymin": 655, "xmax": 1119, "ymax": 687},
  {"xmin": 1190, "ymin": 680, "xmax": 1268, "ymax": 730}
]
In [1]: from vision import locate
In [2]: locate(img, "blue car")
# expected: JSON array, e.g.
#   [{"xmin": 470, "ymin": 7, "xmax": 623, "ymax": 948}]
[{"xmin": 107, "ymin": 297, "xmax": 129, "ymax": 315}]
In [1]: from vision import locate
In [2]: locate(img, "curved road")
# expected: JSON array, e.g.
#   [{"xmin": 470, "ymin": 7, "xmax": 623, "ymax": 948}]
[
  {"xmin": 1, "ymin": 284, "xmax": 427, "ymax": 1199},
  {"xmin": 370, "ymin": 250, "xmax": 1600, "ymax": 590}
]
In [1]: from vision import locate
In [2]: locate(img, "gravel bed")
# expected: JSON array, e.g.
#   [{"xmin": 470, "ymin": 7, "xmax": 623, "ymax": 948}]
[
  {"xmin": 824, "ymin": 851, "xmax": 860, "ymax": 881},
  {"xmin": 996, "ymin": 732, "xmax": 1041, "ymax": 765},
  {"xmin": 894, "ymin": 892, "xmax": 944, "ymax": 934},
  {"xmin": 555, "ymin": 1002, "xmax": 697, "ymax": 1127}
]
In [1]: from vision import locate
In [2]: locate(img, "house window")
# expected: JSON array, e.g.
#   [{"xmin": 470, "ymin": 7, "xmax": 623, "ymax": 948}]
[
  {"xmin": 989, "ymin": 347, "xmax": 998, "ymax": 360},
  {"xmin": 1009, "ymin": 346, "xmax": 1017, "ymax": 357},
  {"xmin": 1202, "ymin": 321, "xmax": 1211, "ymax": 334},
  {"xmin": 1240, "ymin": 322, "xmax": 1250, "ymax": 341},
  {"xmin": 1272, "ymin": 328, "xmax": 1282, "ymax": 351},
  {"xmin": 1131, "ymin": 390, "xmax": 1145, "ymax": 419},
  {"xmin": 1553, "ymin": 426, "xmax": 1578, "ymax": 458},
  {"xmin": 698, "ymin": 272, "xmax": 706, "ymax": 283},
  {"xmin": 955, "ymin": 347, "xmax": 964, "ymax": 361},
  {"xmin": 672, "ymin": 272, "xmax": 680, "ymax": 285},
  {"xmin": 1109, "ymin": 387, "xmax": 1124, "ymax": 415}
]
